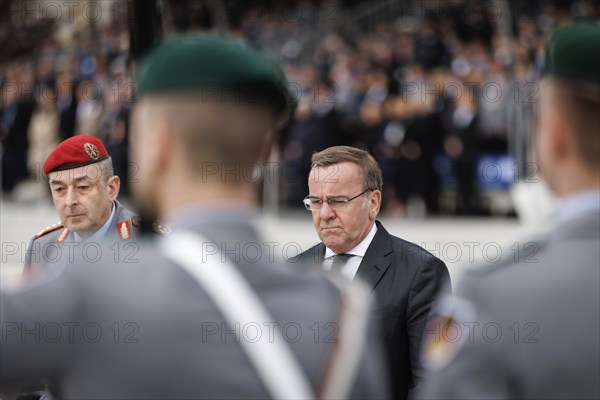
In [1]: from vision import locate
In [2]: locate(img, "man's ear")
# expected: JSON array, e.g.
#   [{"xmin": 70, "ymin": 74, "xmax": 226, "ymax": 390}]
[
  {"xmin": 552, "ymin": 114, "xmax": 571, "ymax": 162},
  {"xmin": 155, "ymin": 126, "xmax": 173, "ymax": 172},
  {"xmin": 258, "ymin": 130, "xmax": 274, "ymax": 165},
  {"xmin": 107, "ymin": 175, "xmax": 121, "ymax": 201},
  {"xmin": 369, "ymin": 190, "xmax": 382, "ymax": 215}
]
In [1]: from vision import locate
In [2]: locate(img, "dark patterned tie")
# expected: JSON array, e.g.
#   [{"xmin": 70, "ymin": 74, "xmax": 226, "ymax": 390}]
[{"xmin": 330, "ymin": 253, "xmax": 353, "ymax": 274}]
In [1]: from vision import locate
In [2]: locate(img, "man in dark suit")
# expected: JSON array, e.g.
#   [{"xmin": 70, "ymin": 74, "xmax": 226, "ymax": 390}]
[
  {"xmin": 1, "ymin": 79, "xmax": 35, "ymax": 193},
  {"xmin": 294, "ymin": 145, "xmax": 450, "ymax": 399}
]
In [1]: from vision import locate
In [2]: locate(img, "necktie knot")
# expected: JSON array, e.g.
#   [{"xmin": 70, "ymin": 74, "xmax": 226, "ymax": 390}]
[{"xmin": 330, "ymin": 253, "xmax": 353, "ymax": 273}]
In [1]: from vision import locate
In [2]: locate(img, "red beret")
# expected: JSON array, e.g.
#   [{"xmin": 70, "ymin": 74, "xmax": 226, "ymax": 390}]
[{"xmin": 43, "ymin": 135, "xmax": 109, "ymax": 175}]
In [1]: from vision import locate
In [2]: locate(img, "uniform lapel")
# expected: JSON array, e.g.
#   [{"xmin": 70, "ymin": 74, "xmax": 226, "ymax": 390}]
[
  {"xmin": 112, "ymin": 200, "xmax": 137, "ymax": 240},
  {"xmin": 103, "ymin": 200, "xmax": 119, "ymax": 241},
  {"xmin": 355, "ymin": 221, "xmax": 393, "ymax": 291},
  {"xmin": 113, "ymin": 200, "xmax": 133, "ymax": 224}
]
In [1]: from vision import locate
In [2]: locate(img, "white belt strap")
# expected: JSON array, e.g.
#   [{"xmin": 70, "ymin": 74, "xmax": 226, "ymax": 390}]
[{"xmin": 161, "ymin": 230, "xmax": 315, "ymax": 400}]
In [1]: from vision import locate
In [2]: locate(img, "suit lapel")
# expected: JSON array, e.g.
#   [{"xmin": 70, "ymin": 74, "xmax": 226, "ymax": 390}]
[
  {"xmin": 355, "ymin": 221, "xmax": 393, "ymax": 291},
  {"xmin": 304, "ymin": 242, "xmax": 326, "ymax": 265}
]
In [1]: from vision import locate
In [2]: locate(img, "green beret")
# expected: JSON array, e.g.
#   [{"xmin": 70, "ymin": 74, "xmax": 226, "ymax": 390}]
[
  {"xmin": 136, "ymin": 35, "xmax": 293, "ymax": 115},
  {"xmin": 543, "ymin": 22, "xmax": 600, "ymax": 85}
]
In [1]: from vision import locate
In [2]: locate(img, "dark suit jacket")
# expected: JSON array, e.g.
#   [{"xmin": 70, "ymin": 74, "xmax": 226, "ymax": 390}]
[
  {"xmin": 294, "ymin": 220, "xmax": 450, "ymax": 399},
  {"xmin": 1, "ymin": 99, "xmax": 35, "ymax": 191}
]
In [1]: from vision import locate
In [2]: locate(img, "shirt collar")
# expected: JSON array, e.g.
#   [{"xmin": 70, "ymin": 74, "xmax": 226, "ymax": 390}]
[
  {"xmin": 73, "ymin": 201, "xmax": 116, "ymax": 242},
  {"xmin": 325, "ymin": 222, "xmax": 378, "ymax": 259},
  {"xmin": 164, "ymin": 201, "xmax": 258, "ymax": 231},
  {"xmin": 554, "ymin": 190, "xmax": 600, "ymax": 224}
]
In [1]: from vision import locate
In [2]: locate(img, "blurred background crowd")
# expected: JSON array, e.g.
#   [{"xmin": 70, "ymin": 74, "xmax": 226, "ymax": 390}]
[{"xmin": 2, "ymin": 0, "xmax": 598, "ymax": 216}]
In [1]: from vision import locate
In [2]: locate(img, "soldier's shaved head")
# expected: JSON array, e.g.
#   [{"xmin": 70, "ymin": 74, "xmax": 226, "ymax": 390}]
[
  {"xmin": 129, "ymin": 34, "xmax": 293, "ymax": 223},
  {"xmin": 140, "ymin": 94, "xmax": 276, "ymax": 178},
  {"xmin": 550, "ymin": 79, "xmax": 600, "ymax": 169},
  {"xmin": 535, "ymin": 78, "xmax": 600, "ymax": 195}
]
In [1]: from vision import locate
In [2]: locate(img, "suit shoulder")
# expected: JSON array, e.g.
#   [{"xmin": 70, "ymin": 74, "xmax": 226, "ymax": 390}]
[
  {"xmin": 33, "ymin": 223, "xmax": 64, "ymax": 240},
  {"xmin": 388, "ymin": 233, "xmax": 443, "ymax": 263},
  {"xmin": 290, "ymin": 242, "xmax": 323, "ymax": 263}
]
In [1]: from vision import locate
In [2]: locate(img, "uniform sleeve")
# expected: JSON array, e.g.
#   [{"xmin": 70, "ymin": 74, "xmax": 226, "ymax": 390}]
[
  {"xmin": 415, "ymin": 278, "xmax": 511, "ymax": 400},
  {"xmin": 0, "ymin": 263, "xmax": 81, "ymax": 390},
  {"xmin": 406, "ymin": 256, "xmax": 451, "ymax": 394}
]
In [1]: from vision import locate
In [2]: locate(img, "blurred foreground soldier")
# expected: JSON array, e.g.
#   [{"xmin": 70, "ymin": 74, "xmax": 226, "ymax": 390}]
[
  {"xmin": 293, "ymin": 146, "xmax": 450, "ymax": 399},
  {"xmin": 0, "ymin": 36, "xmax": 388, "ymax": 399},
  {"xmin": 23, "ymin": 135, "xmax": 140, "ymax": 282},
  {"xmin": 419, "ymin": 23, "xmax": 600, "ymax": 400}
]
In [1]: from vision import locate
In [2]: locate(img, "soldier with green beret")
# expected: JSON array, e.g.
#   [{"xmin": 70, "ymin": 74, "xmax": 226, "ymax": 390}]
[
  {"xmin": 418, "ymin": 22, "xmax": 600, "ymax": 399},
  {"xmin": 0, "ymin": 35, "xmax": 389, "ymax": 399}
]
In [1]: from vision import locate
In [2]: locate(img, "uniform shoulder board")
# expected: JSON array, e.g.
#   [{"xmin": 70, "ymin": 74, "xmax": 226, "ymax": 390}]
[
  {"xmin": 34, "ymin": 223, "xmax": 64, "ymax": 239},
  {"xmin": 131, "ymin": 215, "xmax": 141, "ymax": 228},
  {"xmin": 130, "ymin": 216, "xmax": 171, "ymax": 235},
  {"xmin": 153, "ymin": 222, "xmax": 171, "ymax": 235}
]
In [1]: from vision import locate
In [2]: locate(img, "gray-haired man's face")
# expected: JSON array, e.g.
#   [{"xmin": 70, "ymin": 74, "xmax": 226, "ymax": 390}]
[
  {"xmin": 307, "ymin": 162, "xmax": 380, "ymax": 254},
  {"xmin": 48, "ymin": 164, "xmax": 119, "ymax": 235}
]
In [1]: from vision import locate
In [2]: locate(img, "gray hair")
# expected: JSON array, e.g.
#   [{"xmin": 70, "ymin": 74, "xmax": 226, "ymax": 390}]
[
  {"xmin": 311, "ymin": 146, "xmax": 383, "ymax": 192},
  {"xmin": 98, "ymin": 156, "xmax": 114, "ymax": 181}
]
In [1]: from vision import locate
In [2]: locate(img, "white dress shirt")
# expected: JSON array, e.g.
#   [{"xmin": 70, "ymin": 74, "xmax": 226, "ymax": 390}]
[{"xmin": 323, "ymin": 223, "xmax": 378, "ymax": 280}]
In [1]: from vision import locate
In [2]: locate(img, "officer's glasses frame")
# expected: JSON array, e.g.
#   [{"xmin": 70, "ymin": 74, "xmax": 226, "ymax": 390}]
[{"xmin": 303, "ymin": 188, "xmax": 374, "ymax": 211}]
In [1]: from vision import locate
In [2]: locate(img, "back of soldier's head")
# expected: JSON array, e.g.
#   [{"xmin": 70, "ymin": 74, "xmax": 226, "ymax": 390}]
[
  {"xmin": 132, "ymin": 35, "xmax": 293, "ymax": 181},
  {"xmin": 541, "ymin": 23, "xmax": 600, "ymax": 170}
]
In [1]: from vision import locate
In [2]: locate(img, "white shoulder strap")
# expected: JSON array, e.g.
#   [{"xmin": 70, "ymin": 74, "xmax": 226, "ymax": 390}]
[
  {"xmin": 316, "ymin": 274, "xmax": 372, "ymax": 399},
  {"xmin": 160, "ymin": 230, "xmax": 315, "ymax": 400}
]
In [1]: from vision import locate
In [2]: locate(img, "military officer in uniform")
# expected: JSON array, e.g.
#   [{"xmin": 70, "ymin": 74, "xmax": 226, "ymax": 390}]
[
  {"xmin": 418, "ymin": 22, "xmax": 600, "ymax": 399},
  {"xmin": 23, "ymin": 135, "xmax": 141, "ymax": 281},
  {"xmin": 1, "ymin": 35, "xmax": 389, "ymax": 399}
]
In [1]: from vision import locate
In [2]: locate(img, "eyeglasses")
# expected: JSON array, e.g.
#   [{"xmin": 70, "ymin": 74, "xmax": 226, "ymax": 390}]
[{"xmin": 303, "ymin": 189, "xmax": 374, "ymax": 211}]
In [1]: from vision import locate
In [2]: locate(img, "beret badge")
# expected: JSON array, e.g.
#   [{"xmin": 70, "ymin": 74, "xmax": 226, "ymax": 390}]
[{"xmin": 84, "ymin": 143, "xmax": 100, "ymax": 160}]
